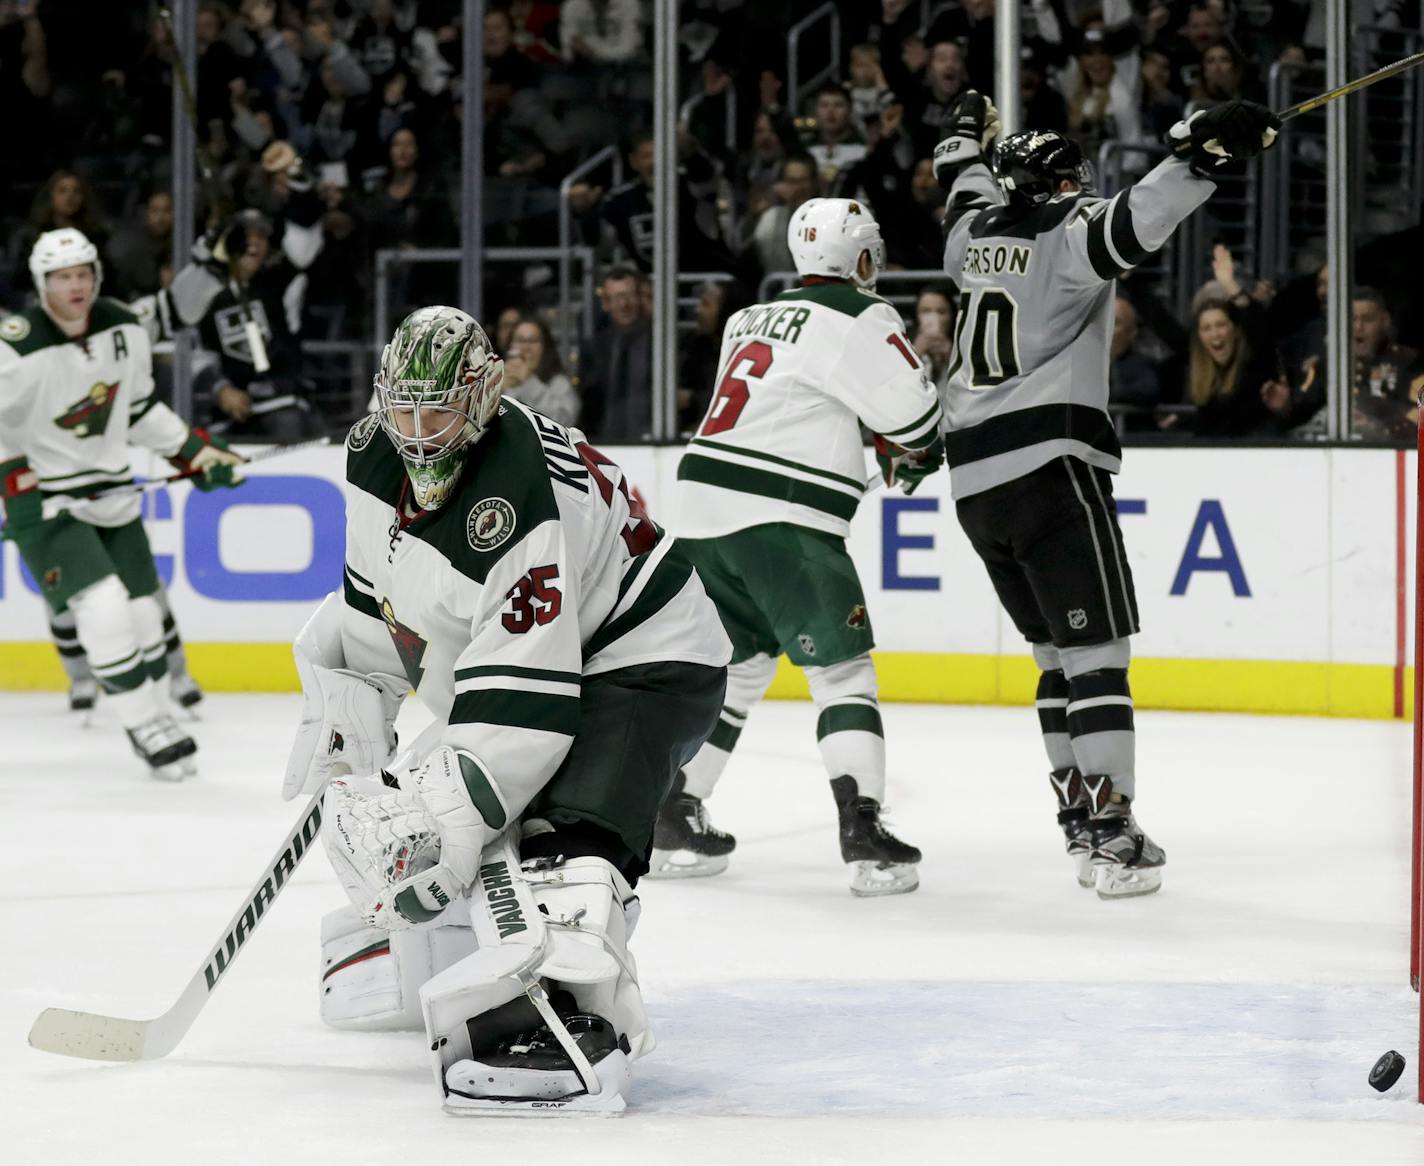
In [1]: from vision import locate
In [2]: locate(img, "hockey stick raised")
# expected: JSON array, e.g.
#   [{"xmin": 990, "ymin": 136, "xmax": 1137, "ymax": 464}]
[
  {"xmin": 94, "ymin": 434, "xmax": 332, "ymax": 500},
  {"xmin": 28, "ymin": 794, "xmax": 323, "ymax": 1062},
  {"xmin": 1279, "ymin": 48, "xmax": 1424, "ymax": 121}
]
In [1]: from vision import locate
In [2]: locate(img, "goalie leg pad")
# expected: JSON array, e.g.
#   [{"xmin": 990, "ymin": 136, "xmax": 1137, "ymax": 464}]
[
  {"xmin": 421, "ymin": 835, "xmax": 642, "ymax": 1114},
  {"xmin": 319, "ymin": 904, "xmax": 474, "ymax": 1031}
]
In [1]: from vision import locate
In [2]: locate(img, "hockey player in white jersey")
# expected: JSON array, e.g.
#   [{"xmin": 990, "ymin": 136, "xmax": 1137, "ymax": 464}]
[
  {"xmin": 284, "ymin": 306, "xmax": 729, "ymax": 1113},
  {"xmin": 661, "ymin": 197, "xmax": 943, "ymax": 896},
  {"xmin": 934, "ymin": 92, "xmax": 1280, "ymax": 896},
  {"xmin": 0, "ymin": 228, "xmax": 244, "ymax": 779}
]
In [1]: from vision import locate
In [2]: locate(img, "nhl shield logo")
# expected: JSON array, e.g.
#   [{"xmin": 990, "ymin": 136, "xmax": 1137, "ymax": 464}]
[
  {"xmin": 468, "ymin": 497, "xmax": 516, "ymax": 552},
  {"xmin": 1067, "ymin": 608, "xmax": 1088, "ymax": 631},
  {"xmin": 798, "ymin": 633, "xmax": 817, "ymax": 657}
]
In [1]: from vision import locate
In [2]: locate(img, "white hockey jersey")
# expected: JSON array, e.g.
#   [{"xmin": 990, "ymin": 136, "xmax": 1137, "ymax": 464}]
[
  {"xmin": 0, "ymin": 300, "xmax": 189, "ymax": 527},
  {"xmin": 672, "ymin": 282, "xmax": 942, "ymax": 539},
  {"xmin": 327, "ymin": 400, "xmax": 730, "ymax": 829}
]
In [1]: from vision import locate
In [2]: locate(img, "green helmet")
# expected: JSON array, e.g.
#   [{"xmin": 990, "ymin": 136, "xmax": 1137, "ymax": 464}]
[{"xmin": 374, "ymin": 306, "xmax": 505, "ymax": 510}]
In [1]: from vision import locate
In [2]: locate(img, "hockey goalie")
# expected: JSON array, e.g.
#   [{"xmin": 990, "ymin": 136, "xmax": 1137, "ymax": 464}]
[{"xmin": 283, "ymin": 306, "xmax": 730, "ymax": 1113}]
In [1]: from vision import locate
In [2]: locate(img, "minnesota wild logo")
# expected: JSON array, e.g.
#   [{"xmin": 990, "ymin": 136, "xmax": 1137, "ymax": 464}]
[
  {"xmin": 55, "ymin": 381, "xmax": 119, "ymax": 438},
  {"xmin": 381, "ymin": 597, "xmax": 427, "ymax": 689}
]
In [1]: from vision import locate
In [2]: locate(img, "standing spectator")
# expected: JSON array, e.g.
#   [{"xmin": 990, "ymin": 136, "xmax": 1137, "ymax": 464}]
[
  {"xmin": 1020, "ymin": 44, "xmax": 1069, "ymax": 133},
  {"xmin": 1179, "ymin": 294, "xmax": 1279, "ymax": 437},
  {"xmin": 1164, "ymin": 2, "xmax": 1225, "ymax": 95},
  {"xmin": 1188, "ymin": 39, "xmax": 1252, "ymax": 111},
  {"xmin": 108, "ymin": 190, "xmax": 174, "ymax": 300},
  {"xmin": 906, "ymin": 39, "xmax": 969, "ymax": 157},
  {"xmin": 508, "ymin": 0, "xmax": 561, "ymax": 65},
  {"xmin": 194, "ymin": 2, "xmax": 244, "ymax": 136},
  {"xmin": 748, "ymin": 155, "xmax": 819, "ymax": 277},
  {"xmin": 561, "ymin": 0, "xmax": 642, "ymax": 65},
  {"xmin": 1139, "ymin": 46, "xmax": 1185, "ymax": 139},
  {"xmin": 1109, "ymin": 296, "xmax": 1163, "ymax": 428},
  {"xmin": 925, "ymin": 0, "xmax": 997, "ymax": 93},
  {"xmin": 362, "ymin": 125, "xmax": 453, "ymax": 312},
  {"xmin": 806, "ymin": 82, "xmax": 868, "ymax": 192},
  {"xmin": 580, "ymin": 267, "xmax": 651, "ymax": 440},
  {"xmin": 1063, "ymin": 28, "xmax": 1141, "ymax": 159},
  {"xmin": 847, "ymin": 44, "xmax": 893, "ymax": 137},
  {"xmin": 9, "ymin": 170, "xmax": 111, "ymax": 297},
  {"xmin": 503, "ymin": 314, "xmax": 580, "ymax": 426}
]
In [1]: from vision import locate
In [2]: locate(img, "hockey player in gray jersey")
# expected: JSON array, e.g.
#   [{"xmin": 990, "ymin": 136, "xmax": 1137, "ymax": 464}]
[{"xmin": 934, "ymin": 92, "xmax": 1279, "ymax": 897}]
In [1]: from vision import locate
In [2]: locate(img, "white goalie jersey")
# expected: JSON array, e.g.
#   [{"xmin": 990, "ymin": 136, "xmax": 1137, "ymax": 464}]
[
  {"xmin": 672, "ymin": 281, "xmax": 942, "ymax": 540},
  {"xmin": 310, "ymin": 399, "xmax": 730, "ymax": 829}
]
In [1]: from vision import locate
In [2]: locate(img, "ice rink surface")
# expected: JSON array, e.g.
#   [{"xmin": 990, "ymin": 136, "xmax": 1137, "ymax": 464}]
[{"xmin": 5, "ymin": 691, "xmax": 1424, "ymax": 1165}]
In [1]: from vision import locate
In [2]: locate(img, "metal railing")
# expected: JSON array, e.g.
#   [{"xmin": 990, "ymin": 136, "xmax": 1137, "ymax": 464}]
[
  {"xmin": 559, "ymin": 145, "xmax": 625, "ymax": 354},
  {"xmin": 373, "ymin": 246, "xmax": 598, "ymax": 367},
  {"xmin": 787, "ymin": 3, "xmax": 841, "ymax": 113}
]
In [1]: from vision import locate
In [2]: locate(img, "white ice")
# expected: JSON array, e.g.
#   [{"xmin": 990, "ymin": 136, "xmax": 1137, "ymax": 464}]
[{"xmin": 4, "ymin": 692, "xmax": 1424, "ymax": 1165}]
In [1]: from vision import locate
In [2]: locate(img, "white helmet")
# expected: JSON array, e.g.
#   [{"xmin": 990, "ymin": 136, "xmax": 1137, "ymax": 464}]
[
  {"xmin": 787, "ymin": 197, "xmax": 886, "ymax": 290},
  {"xmin": 29, "ymin": 227, "xmax": 103, "ymax": 302}
]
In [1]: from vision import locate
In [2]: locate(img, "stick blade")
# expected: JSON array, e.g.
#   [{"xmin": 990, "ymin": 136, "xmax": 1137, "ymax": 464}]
[{"xmin": 28, "ymin": 1008, "xmax": 149, "ymax": 1062}]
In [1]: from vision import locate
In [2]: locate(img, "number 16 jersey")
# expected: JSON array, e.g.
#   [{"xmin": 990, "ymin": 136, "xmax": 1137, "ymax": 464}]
[{"xmin": 672, "ymin": 282, "xmax": 942, "ymax": 540}]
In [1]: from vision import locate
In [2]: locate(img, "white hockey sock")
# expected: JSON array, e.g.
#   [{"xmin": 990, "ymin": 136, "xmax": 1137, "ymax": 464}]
[
  {"xmin": 683, "ymin": 654, "xmax": 777, "ymax": 800},
  {"xmin": 69, "ymin": 576, "xmax": 160, "ymax": 727},
  {"xmin": 815, "ymin": 697, "xmax": 886, "ymax": 802},
  {"xmin": 130, "ymin": 593, "xmax": 167, "ymax": 685}
]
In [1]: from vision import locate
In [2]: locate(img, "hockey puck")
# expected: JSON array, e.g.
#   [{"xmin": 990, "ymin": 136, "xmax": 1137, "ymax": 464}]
[{"xmin": 1369, "ymin": 1050, "xmax": 1406, "ymax": 1092}]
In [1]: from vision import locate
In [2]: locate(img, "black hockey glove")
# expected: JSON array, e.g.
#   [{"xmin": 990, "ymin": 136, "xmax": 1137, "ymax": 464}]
[
  {"xmin": 1167, "ymin": 100, "xmax": 1280, "ymax": 175},
  {"xmin": 933, "ymin": 89, "xmax": 1002, "ymax": 190}
]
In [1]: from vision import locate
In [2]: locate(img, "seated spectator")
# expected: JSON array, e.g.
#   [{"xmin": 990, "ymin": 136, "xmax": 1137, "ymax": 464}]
[
  {"xmin": 1264, "ymin": 288, "xmax": 1424, "ymax": 443},
  {"xmin": 911, "ymin": 285, "xmax": 956, "ymax": 393},
  {"xmin": 108, "ymin": 190, "xmax": 174, "ymax": 300},
  {"xmin": 870, "ymin": 156, "xmax": 947, "ymax": 270},
  {"xmin": 1020, "ymin": 44, "xmax": 1068, "ymax": 133},
  {"xmin": 806, "ymin": 82, "xmax": 868, "ymax": 192},
  {"xmin": 561, "ymin": 0, "xmax": 643, "ymax": 65},
  {"xmin": 1163, "ymin": 2, "xmax": 1224, "ymax": 95},
  {"xmin": 8, "ymin": 169, "xmax": 112, "ymax": 298},
  {"xmin": 509, "ymin": 0, "xmax": 561, "ymax": 66},
  {"xmin": 749, "ymin": 155, "xmax": 819, "ymax": 277},
  {"xmin": 580, "ymin": 266, "xmax": 651, "ymax": 440},
  {"xmin": 1110, "ymin": 296, "xmax": 1163, "ymax": 429},
  {"xmin": 1177, "ymin": 294, "xmax": 1279, "ymax": 437},
  {"xmin": 739, "ymin": 108, "xmax": 796, "ymax": 211},
  {"xmin": 1187, "ymin": 38, "xmax": 1252, "ymax": 111},
  {"xmin": 348, "ymin": 0, "xmax": 411, "ymax": 90},
  {"xmin": 484, "ymin": 5, "xmax": 538, "ymax": 91},
  {"xmin": 504, "ymin": 314, "xmax": 580, "ymax": 426},
  {"xmin": 493, "ymin": 304, "xmax": 523, "ymax": 354},
  {"xmin": 847, "ymin": 44, "xmax": 893, "ymax": 138},
  {"xmin": 362, "ymin": 126, "xmax": 454, "ymax": 311},
  {"xmin": 677, "ymin": 278, "xmax": 751, "ymax": 432}
]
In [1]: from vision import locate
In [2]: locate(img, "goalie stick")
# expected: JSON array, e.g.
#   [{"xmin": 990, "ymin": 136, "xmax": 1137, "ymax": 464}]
[{"xmin": 28, "ymin": 794, "xmax": 323, "ymax": 1062}]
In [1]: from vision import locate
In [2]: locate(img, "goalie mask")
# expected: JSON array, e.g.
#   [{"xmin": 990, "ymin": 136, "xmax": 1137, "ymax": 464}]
[
  {"xmin": 787, "ymin": 197, "xmax": 886, "ymax": 291},
  {"xmin": 374, "ymin": 306, "xmax": 505, "ymax": 511}
]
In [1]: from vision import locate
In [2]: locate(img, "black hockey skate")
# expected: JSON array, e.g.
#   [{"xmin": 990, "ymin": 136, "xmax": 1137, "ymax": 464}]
[
  {"xmin": 126, "ymin": 714, "xmax": 198, "ymax": 781},
  {"xmin": 1082, "ymin": 774, "xmax": 1165, "ymax": 900},
  {"xmin": 68, "ymin": 677, "xmax": 98, "ymax": 714},
  {"xmin": 831, "ymin": 776, "xmax": 921, "ymax": 897},
  {"xmin": 1049, "ymin": 767, "xmax": 1095, "ymax": 889},
  {"xmin": 445, "ymin": 989, "xmax": 632, "ymax": 1113},
  {"xmin": 647, "ymin": 772, "xmax": 736, "ymax": 879},
  {"xmin": 170, "ymin": 671, "xmax": 204, "ymax": 713}
]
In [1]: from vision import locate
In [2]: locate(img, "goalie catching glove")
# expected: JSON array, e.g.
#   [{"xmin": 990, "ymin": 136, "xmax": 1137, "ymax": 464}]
[
  {"xmin": 874, "ymin": 434, "xmax": 944, "ymax": 495},
  {"xmin": 322, "ymin": 746, "xmax": 501, "ymax": 930},
  {"xmin": 1167, "ymin": 99, "xmax": 1280, "ymax": 175},
  {"xmin": 933, "ymin": 89, "xmax": 1002, "ymax": 188}
]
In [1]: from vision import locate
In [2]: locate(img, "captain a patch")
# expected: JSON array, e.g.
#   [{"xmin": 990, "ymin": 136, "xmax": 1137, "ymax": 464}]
[{"xmin": 467, "ymin": 497, "xmax": 516, "ymax": 552}]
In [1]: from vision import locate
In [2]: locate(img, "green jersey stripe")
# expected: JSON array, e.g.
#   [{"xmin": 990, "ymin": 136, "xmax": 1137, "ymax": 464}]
[
  {"xmin": 129, "ymin": 396, "xmax": 160, "ymax": 422},
  {"xmin": 676, "ymin": 453, "xmax": 860, "ymax": 522},
  {"xmin": 343, "ymin": 570, "xmax": 383, "ymax": 622},
  {"xmin": 688, "ymin": 437, "xmax": 865, "ymax": 490},
  {"xmin": 346, "ymin": 562, "xmax": 375, "ymax": 590},
  {"xmin": 457, "ymin": 753, "xmax": 508, "ymax": 829},
  {"xmin": 449, "ymin": 689, "xmax": 580, "ymax": 735},
  {"xmin": 583, "ymin": 542, "xmax": 695, "ymax": 660},
  {"xmin": 454, "ymin": 664, "xmax": 581, "ymax": 685},
  {"xmin": 881, "ymin": 401, "xmax": 942, "ymax": 441}
]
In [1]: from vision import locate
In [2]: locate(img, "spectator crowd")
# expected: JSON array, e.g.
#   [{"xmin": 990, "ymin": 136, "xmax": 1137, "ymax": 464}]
[{"xmin": 2, "ymin": 0, "xmax": 1422, "ymax": 442}]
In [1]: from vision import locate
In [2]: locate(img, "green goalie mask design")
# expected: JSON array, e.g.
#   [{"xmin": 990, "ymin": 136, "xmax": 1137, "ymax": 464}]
[{"xmin": 374, "ymin": 306, "xmax": 505, "ymax": 510}]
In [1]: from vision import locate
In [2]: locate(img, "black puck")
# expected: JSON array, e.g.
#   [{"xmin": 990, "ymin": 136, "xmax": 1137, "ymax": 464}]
[{"xmin": 1370, "ymin": 1050, "xmax": 1406, "ymax": 1092}]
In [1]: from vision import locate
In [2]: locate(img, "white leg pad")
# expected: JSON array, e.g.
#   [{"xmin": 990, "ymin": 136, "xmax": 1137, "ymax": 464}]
[
  {"xmin": 420, "ymin": 834, "xmax": 645, "ymax": 1114},
  {"xmin": 319, "ymin": 904, "xmax": 474, "ymax": 1031}
]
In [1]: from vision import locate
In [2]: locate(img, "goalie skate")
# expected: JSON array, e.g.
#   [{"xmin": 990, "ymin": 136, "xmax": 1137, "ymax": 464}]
[
  {"xmin": 1049, "ymin": 767, "xmax": 1095, "ymax": 888},
  {"xmin": 126, "ymin": 714, "xmax": 197, "ymax": 782},
  {"xmin": 831, "ymin": 776, "xmax": 920, "ymax": 897},
  {"xmin": 444, "ymin": 1006, "xmax": 632, "ymax": 1117},
  {"xmin": 1082, "ymin": 775, "xmax": 1165, "ymax": 900},
  {"xmin": 646, "ymin": 772, "xmax": 734, "ymax": 879}
]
